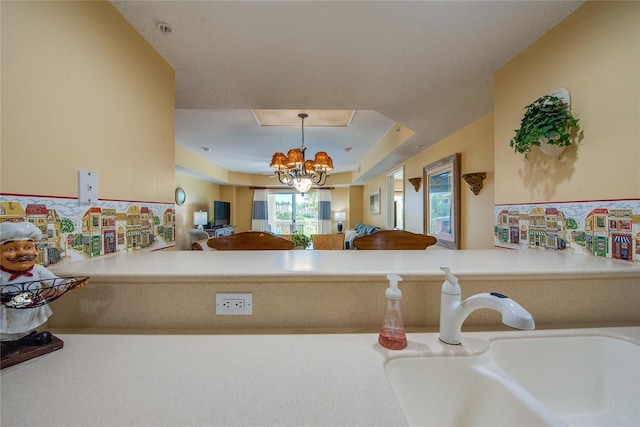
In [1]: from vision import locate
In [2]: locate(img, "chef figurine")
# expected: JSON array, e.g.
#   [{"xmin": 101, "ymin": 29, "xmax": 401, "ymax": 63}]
[{"xmin": 0, "ymin": 221, "xmax": 87, "ymax": 358}]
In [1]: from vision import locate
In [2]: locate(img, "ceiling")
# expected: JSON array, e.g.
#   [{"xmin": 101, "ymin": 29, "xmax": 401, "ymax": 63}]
[{"xmin": 110, "ymin": 1, "xmax": 583, "ymax": 184}]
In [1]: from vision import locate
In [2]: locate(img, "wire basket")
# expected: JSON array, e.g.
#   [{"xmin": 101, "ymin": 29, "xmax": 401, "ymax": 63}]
[{"xmin": 1, "ymin": 276, "xmax": 89, "ymax": 309}]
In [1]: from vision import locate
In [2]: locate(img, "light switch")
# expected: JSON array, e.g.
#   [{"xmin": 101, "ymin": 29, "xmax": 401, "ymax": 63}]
[{"xmin": 78, "ymin": 170, "xmax": 98, "ymax": 204}]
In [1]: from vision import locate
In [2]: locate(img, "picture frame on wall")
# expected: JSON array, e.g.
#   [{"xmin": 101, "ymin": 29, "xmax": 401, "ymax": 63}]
[
  {"xmin": 369, "ymin": 188, "xmax": 381, "ymax": 215},
  {"xmin": 423, "ymin": 153, "xmax": 461, "ymax": 249}
]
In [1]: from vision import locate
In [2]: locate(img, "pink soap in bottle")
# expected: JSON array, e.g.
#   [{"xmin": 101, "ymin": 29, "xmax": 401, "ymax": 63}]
[{"xmin": 378, "ymin": 273, "xmax": 407, "ymax": 350}]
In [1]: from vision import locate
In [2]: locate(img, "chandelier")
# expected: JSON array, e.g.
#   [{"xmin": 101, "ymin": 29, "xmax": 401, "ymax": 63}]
[{"xmin": 270, "ymin": 113, "xmax": 333, "ymax": 193}]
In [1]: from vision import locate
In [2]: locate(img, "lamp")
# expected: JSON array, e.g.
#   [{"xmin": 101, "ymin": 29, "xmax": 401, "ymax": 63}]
[
  {"xmin": 193, "ymin": 211, "xmax": 208, "ymax": 231},
  {"xmin": 334, "ymin": 211, "xmax": 346, "ymax": 233},
  {"xmin": 270, "ymin": 113, "xmax": 333, "ymax": 193}
]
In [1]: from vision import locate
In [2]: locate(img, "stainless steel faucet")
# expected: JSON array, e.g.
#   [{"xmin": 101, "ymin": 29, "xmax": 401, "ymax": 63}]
[{"xmin": 439, "ymin": 266, "xmax": 535, "ymax": 345}]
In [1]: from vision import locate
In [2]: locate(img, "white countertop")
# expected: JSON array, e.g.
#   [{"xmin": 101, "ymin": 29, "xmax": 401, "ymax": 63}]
[
  {"xmin": 49, "ymin": 249, "xmax": 640, "ymax": 282},
  {"xmin": 2, "ymin": 327, "xmax": 638, "ymax": 426}
]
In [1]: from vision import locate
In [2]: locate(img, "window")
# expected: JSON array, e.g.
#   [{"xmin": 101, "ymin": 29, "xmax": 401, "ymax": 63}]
[{"xmin": 268, "ymin": 192, "xmax": 319, "ymax": 236}]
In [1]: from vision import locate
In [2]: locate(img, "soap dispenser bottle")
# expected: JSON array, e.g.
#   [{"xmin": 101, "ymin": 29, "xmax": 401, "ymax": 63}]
[{"xmin": 378, "ymin": 273, "xmax": 407, "ymax": 350}]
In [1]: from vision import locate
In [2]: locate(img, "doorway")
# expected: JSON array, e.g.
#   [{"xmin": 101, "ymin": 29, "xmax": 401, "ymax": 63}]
[{"xmin": 387, "ymin": 168, "xmax": 404, "ymax": 230}]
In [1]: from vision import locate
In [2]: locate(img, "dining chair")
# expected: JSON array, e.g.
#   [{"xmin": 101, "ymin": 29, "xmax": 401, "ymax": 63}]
[
  {"xmin": 311, "ymin": 234, "xmax": 345, "ymax": 250},
  {"xmin": 206, "ymin": 231, "xmax": 295, "ymax": 250},
  {"xmin": 352, "ymin": 230, "xmax": 437, "ymax": 250},
  {"xmin": 191, "ymin": 239, "xmax": 212, "ymax": 250},
  {"xmin": 189, "ymin": 229, "xmax": 211, "ymax": 243}
]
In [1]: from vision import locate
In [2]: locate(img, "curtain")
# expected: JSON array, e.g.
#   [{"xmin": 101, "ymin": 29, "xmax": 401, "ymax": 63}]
[
  {"xmin": 251, "ymin": 189, "xmax": 269, "ymax": 231},
  {"xmin": 317, "ymin": 189, "xmax": 332, "ymax": 234}
]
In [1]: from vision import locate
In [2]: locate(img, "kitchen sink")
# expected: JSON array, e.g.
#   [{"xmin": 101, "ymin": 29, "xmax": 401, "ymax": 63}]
[
  {"xmin": 385, "ymin": 352, "xmax": 563, "ymax": 426},
  {"xmin": 385, "ymin": 334, "xmax": 639, "ymax": 427},
  {"xmin": 490, "ymin": 335, "xmax": 639, "ymax": 427}
]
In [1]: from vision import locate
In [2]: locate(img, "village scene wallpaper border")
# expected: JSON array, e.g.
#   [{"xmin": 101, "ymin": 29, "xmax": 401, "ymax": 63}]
[
  {"xmin": 0, "ymin": 193, "xmax": 175, "ymax": 267},
  {"xmin": 494, "ymin": 198, "xmax": 640, "ymax": 262},
  {"xmin": 2, "ymin": 193, "xmax": 637, "ymax": 265}
]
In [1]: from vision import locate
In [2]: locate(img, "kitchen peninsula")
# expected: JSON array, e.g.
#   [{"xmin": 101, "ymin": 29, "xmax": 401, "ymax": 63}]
[{"xmin": 46, "ymin": 249, "xmax": 640, "ymax": 332}]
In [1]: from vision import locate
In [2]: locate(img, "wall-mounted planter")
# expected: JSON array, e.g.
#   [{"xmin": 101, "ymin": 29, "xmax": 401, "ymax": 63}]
[
  {"xmin": 537, "ymin": 138, "xmax": 566, "ymax": 160},
  {"xmin": 509, "ymin": 88, "xmax": 579, "ymax": 159}
]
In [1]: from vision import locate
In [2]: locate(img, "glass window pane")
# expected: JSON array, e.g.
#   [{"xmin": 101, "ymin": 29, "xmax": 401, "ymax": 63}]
[{"xmin": 267, "ymin": 192, "xmax": 319, "ymax": 235}]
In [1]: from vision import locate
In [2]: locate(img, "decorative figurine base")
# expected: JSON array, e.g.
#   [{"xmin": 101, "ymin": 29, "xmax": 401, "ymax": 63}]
[{"xmin": 1, "ymin": 335, "xmax": 63, "ymax": 369}]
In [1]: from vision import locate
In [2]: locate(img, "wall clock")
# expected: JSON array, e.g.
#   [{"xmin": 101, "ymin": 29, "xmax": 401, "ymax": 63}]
[{"xmin": 175, "ymin": 187, "xmax": 186, "ymax": 206}]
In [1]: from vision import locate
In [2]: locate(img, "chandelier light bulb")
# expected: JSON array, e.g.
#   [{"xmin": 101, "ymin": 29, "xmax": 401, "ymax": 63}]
[{"xmin": 294, "ymin": 177, "xmax": 313, "ymax": 193}]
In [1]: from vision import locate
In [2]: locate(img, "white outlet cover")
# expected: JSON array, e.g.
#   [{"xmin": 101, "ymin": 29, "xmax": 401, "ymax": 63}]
[
  {"xmin": 216, "ymin": 293, "xmax": 252, "ymax": 315},
  {"xmin": 78, "ymin": 170, "xmax": 98, "ymax": 204}
]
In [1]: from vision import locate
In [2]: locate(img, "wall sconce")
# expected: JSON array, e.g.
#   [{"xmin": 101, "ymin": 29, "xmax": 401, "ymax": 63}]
[
  {"xmin": 408, "ymin": 177, "xmax": 421, "ymax": 192},
  {"xmin": 461, "ymin": 172, "xmax": 487, "ymax": 195}
]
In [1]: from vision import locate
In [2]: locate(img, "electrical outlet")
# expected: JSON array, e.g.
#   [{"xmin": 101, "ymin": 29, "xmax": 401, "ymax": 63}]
[{"xmin": 216, "ymin": 293, "xmax": 252, "ymax": 315}]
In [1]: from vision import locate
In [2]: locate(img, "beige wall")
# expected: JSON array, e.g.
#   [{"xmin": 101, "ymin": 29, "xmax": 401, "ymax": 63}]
[
  {"xmin": 361, "ymin": 175, "xmax": 389, "ymax": 229},
  {"xmin": 1, "ymin": 1, "xmax": 175, "ymax": 203},
  {"xmin": 174, "ymin": 171, "xmax": 221, "ymax": 250},
  {"xmin": 494, "ymin": 1, "xmax": 639, "ymax": 204},
  {"xmin": 330, "ymin": 187, "xmax": 349, "ymax": 230},
  {"xmin": 233, "ymin": 186, "xmax": 254, "ymax": 232},
  {"xmin": 384, "ymin": 114, "xmax": 495, "ymax": 249},
  {"xmin": 348, "ymin": 186, "xmax": 364, "ymax": 229}
]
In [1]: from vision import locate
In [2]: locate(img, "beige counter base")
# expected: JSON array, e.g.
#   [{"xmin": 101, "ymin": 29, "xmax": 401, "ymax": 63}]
[{"xmin": 47, "ymin": 249, "xmax": 640, "ymax": 331}]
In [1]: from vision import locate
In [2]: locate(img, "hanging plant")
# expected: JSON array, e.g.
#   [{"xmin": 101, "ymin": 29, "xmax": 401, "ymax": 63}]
[{"xmin": 510, "ymin": 94, "xmax": 579, "ymax": 158}]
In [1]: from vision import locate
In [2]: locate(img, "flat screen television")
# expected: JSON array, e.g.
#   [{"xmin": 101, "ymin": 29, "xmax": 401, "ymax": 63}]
[{"xmin": 213, "ymin": 201, "xmax": 231, "ymax": 227}]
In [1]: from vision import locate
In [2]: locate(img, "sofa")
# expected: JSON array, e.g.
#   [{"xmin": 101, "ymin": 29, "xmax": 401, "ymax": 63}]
[{"xmin": 344, "ymin": 223, "xmax": 381, "ymax": 249}]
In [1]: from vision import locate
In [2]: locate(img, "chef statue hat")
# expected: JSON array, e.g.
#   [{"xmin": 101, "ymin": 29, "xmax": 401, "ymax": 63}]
[{"xmin": 0, "ymin": 221, "xmax": 43, "ymax": 245}]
